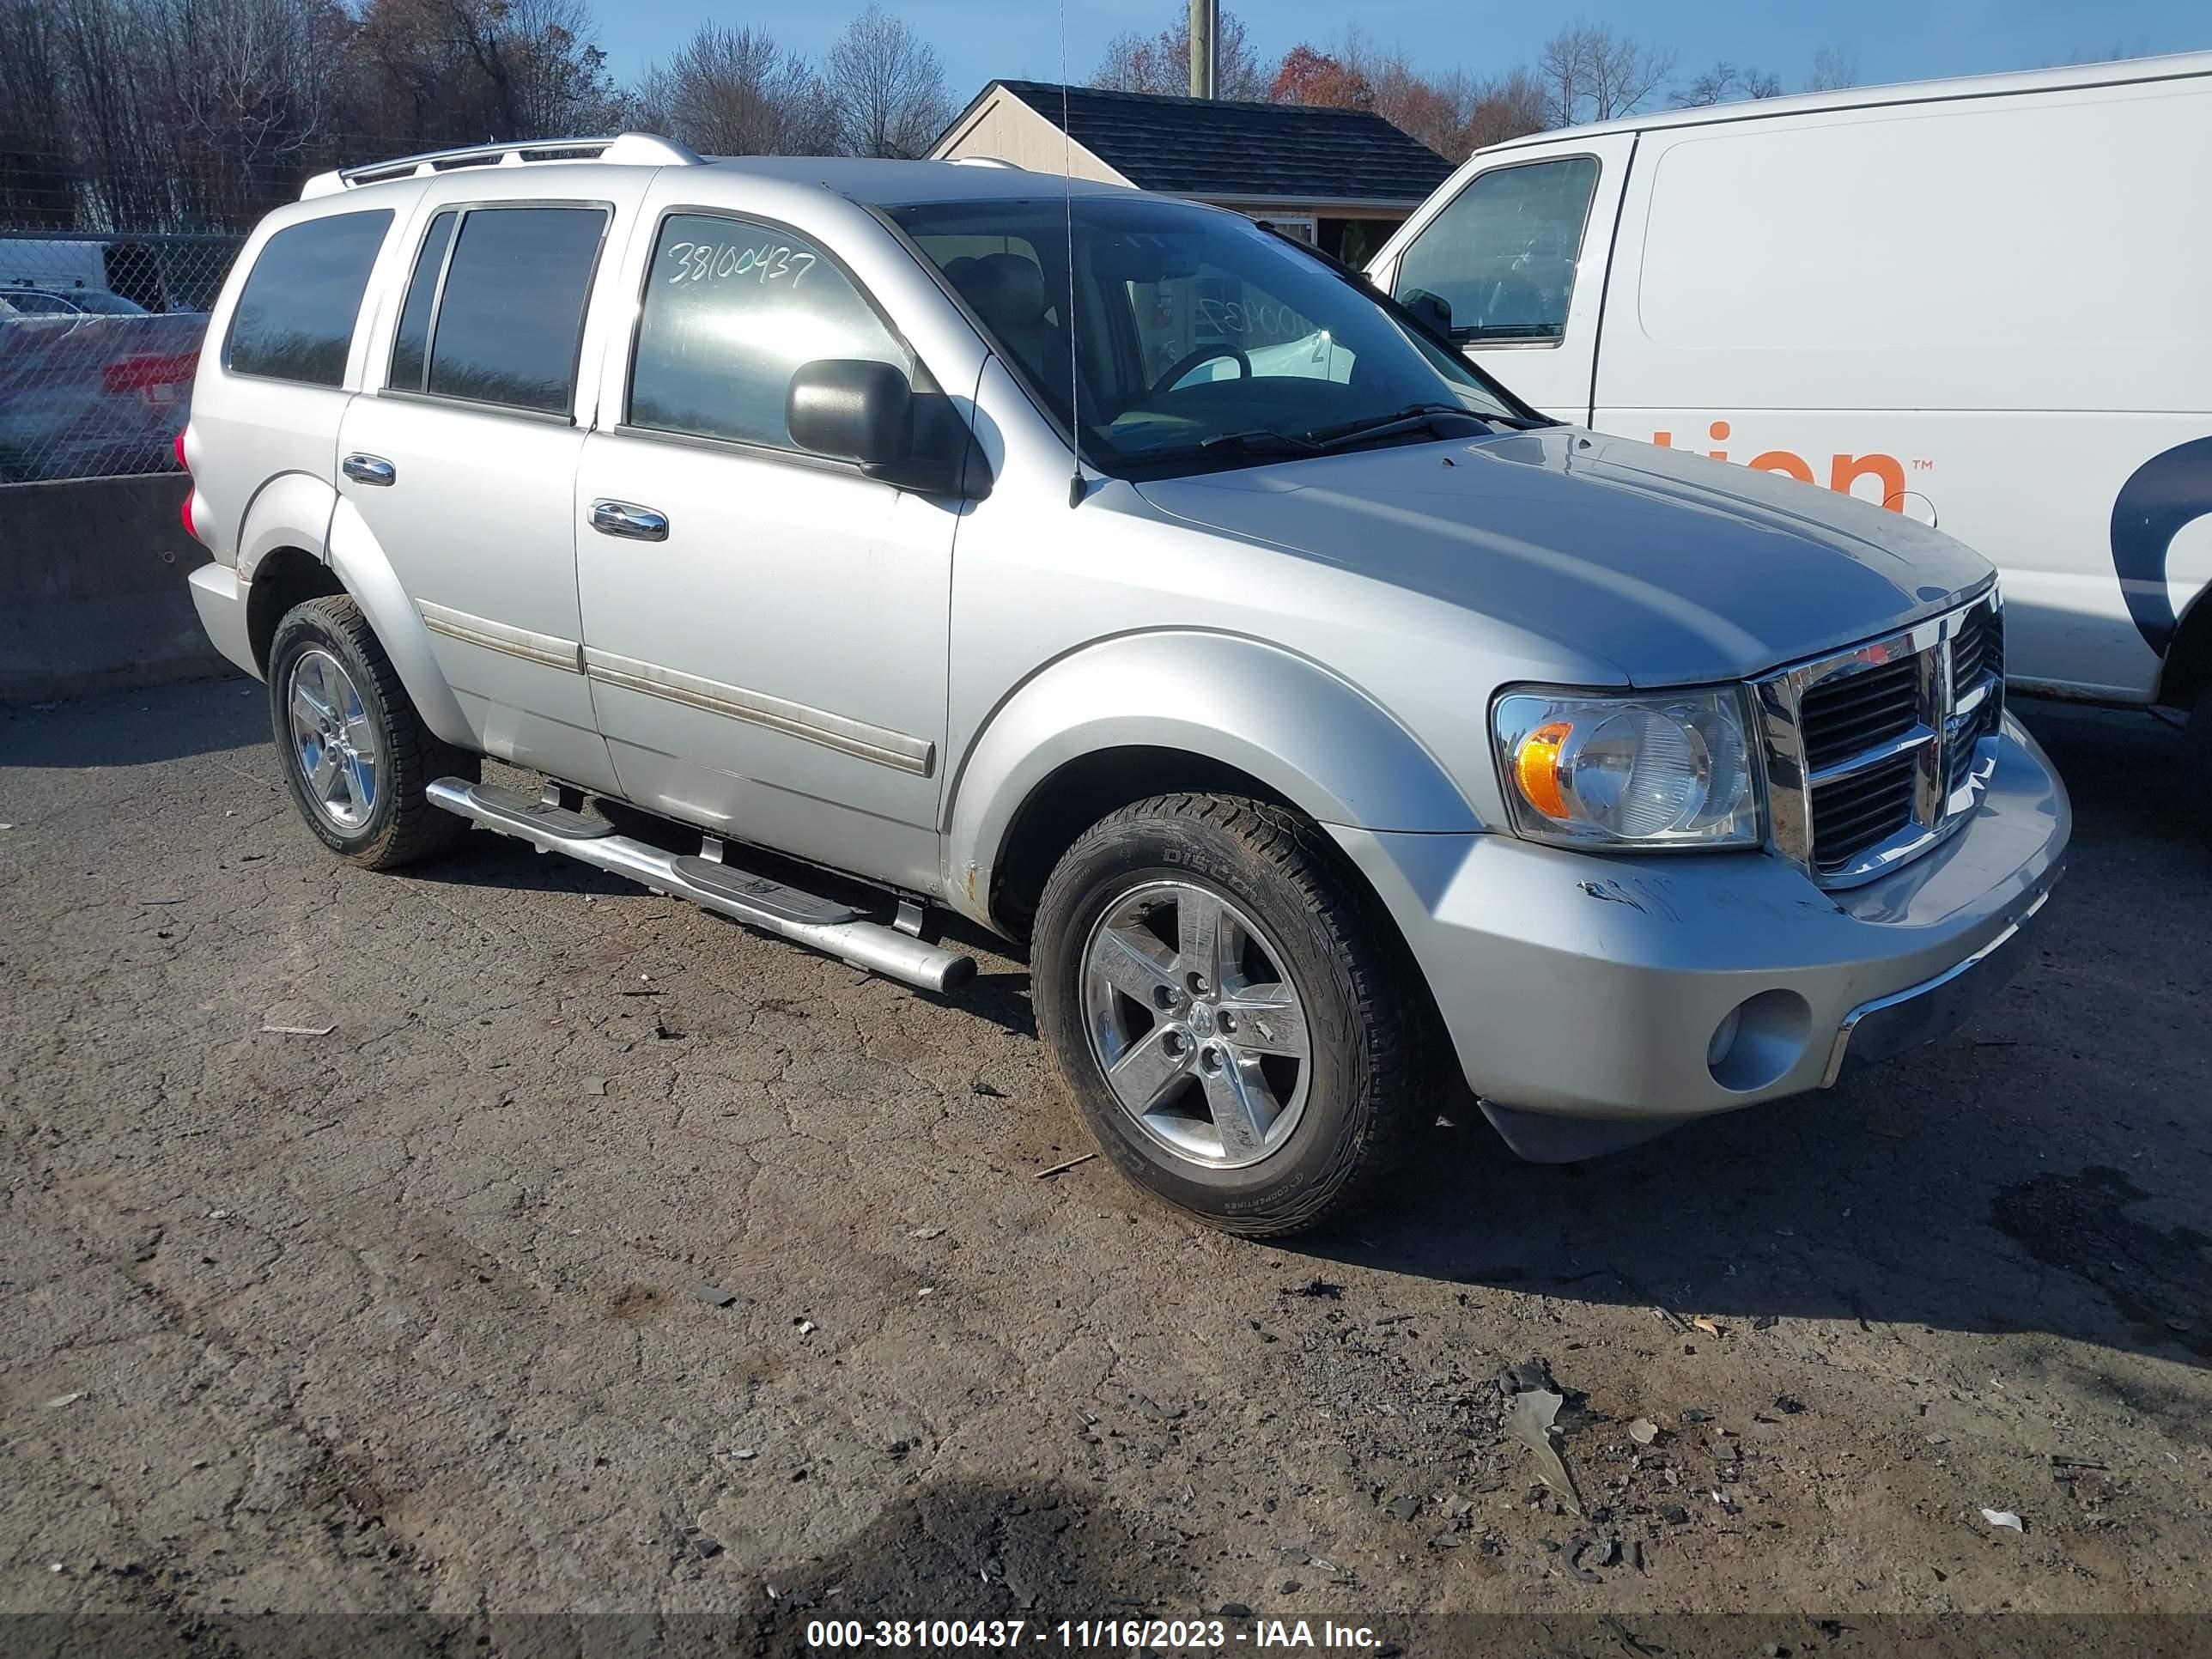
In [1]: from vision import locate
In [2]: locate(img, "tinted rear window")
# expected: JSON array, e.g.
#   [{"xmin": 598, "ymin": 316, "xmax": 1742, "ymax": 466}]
[
  {"xmin": 424, "ymin": 206, "xmax": 605, "ymax": 413},
  {"xmin": 225, "ymin": 210, "xmax": 392, "ymax": 385},
  {"xmin": 388, "ymin": 209, "xmax": 458, "ymax": 392}
]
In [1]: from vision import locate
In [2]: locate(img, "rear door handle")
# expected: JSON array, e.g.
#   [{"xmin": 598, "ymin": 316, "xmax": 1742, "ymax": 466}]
[
  {"xmin": 342, "ymin": 453, "xmax": 395, "ymax": 486},
  {"xmin": 590, "ymin": 499, "xmax": 669, "ymax": 542}
]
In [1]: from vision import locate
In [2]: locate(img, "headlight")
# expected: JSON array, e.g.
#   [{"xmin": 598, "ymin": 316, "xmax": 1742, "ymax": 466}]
[{"xmin": 1492, "ymin": 686, "xmax": 1762, "ymax": 849}]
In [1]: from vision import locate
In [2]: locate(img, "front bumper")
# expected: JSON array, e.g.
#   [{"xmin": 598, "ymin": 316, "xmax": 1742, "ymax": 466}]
[{"xmin": 1329, "ymin": 714, "xmax": 2069, "ymax": 1153}]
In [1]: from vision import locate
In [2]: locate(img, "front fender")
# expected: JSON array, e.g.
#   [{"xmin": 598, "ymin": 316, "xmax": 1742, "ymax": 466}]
[
  {"xmin": 942, "ymin": 630, "xmax": 1480, "ymax": 927},
  {"xmin": 324, "ymin": 495, "xmax": 472, "ymax": 748}
]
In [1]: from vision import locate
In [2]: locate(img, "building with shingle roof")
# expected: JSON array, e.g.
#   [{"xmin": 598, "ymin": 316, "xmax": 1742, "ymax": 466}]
[{"xmin": 931, "ymin": 80, "xmax": 1455, "ymax": 264}]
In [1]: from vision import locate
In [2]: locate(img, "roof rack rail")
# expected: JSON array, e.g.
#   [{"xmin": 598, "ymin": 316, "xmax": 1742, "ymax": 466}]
[{"xmin": 301, "ymin": 133, "xmax": 701, "ymax": 200}]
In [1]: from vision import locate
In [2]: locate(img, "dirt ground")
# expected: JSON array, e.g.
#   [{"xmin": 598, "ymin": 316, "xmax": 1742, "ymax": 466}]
[{"xmin": 1, "ymin": 680, "xmax": 2207, "ymax": 1650}]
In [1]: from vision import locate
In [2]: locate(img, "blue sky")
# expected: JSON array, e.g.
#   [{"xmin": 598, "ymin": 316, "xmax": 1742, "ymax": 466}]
[{"xmin": 597, "ymin": 0, "xmax": 2212, "ymax": 98}]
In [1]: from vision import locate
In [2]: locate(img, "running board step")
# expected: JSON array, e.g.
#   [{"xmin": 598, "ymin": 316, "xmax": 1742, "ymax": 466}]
[
  {"xmin": 454, "ymin": 781, "xmax": 614, "ymax": 839},
  {"xmin": 674, "ymin": 854, "xmax": 858, "ymax": 926},
  {"xmin": 426, "ymin": 778, "xmax": 975, "ymax": 994}
]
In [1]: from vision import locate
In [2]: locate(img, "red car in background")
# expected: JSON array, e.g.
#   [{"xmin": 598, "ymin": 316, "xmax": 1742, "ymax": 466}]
[{"xmin": 0, "ymin": 285, "xmax": 206, "ymax": 483}]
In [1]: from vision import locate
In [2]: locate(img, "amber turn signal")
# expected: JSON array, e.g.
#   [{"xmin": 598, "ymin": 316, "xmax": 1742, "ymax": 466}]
[{"xmin": 1514, "ymin": 720, "xmax": 1575, "ymax": 820}]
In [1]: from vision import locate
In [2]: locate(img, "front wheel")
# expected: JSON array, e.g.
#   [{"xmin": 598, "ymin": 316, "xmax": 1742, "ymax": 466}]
[
  {"xmin": 1031, "ymin": 793, "xmax": 1436, "ymax": 1237},
  {"xmin": 267, "ymin": 594, "xmax": 477, "ymax": 869}
]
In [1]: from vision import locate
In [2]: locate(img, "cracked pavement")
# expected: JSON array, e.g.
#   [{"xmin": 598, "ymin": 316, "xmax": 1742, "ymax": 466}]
[{"xmin": 1, "ymin": 680, "xmax": 2207, "ymax": 1640}]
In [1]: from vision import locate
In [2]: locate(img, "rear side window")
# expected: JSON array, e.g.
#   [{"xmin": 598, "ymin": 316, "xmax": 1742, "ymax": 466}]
[
  {"xmin": 628, "ymin": 213, "xmax": 908, "ymax": 452},
  {"xmin": 388, "ymin": 210, "xmax": 458, "ymax": 392},
  {"xmin": 1392, "ymin": 157, "xmax": 1599, "ymax": 346},
  {"xmin": 225, "ymin": 210, "xmax": 393, "ymax": 385},
  {"xmin": 397, "ymin": 205, "xmax": 606, "ymax": 414}
]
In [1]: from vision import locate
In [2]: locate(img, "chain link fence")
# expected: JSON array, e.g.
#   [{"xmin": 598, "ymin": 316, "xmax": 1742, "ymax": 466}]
[{"xmin": 0, "ymin": 232, "xmax": 243, "ymax": 485}]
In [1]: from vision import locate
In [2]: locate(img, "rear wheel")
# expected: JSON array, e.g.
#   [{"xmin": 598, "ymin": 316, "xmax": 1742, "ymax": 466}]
[
  {"xmin": 1031, "ymin": 793, "xmax": 1435, "ymax": 1237},
  {"xmin": 267, "ymin": 594, "xmax": 476, "ymax": 869}
]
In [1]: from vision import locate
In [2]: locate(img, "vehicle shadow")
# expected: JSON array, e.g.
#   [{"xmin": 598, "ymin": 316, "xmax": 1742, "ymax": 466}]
[
  {"xmin": 0, "ymin": 672, "xmax": 256, "ymax": 769},
  {"xmin": 1280, "ymin": 700, "xmax": 2211, "ymax": 1372}
]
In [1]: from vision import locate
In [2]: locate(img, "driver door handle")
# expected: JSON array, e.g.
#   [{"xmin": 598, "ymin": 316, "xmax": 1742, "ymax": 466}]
[
  {"xmin": 590, "ymin": 499, "xmax": 669, "ymax": 542},
  {"xmin": 342, "ymin": 453, "xmax": 394, "ymax": 487}
]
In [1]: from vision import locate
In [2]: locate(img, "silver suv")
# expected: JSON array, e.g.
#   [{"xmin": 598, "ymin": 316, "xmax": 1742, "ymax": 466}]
[{"xmin": 182, "ymin": 136, "xmax": 2069, "ymax": 1236}]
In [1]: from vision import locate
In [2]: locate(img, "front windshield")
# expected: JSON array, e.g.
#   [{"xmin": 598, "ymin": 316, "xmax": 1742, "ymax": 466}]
[{"xmin": 890, "ymin": 196, "xmax": 1529, "ymax": 474}]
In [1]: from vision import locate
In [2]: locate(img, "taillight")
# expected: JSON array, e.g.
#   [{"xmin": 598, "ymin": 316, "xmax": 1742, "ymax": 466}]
[{"xmin": 177, "ymin": 430, "xmax": 196, "ymax": 538}]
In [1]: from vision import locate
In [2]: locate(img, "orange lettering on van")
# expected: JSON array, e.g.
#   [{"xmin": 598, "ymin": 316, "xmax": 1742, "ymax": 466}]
[
  {"xmin": 1830, "ymin": 452, "xmax": 1907, "ymax": 511},
  {"xmin": 1649, "ymin": 427, "xmax": 1911, "ymax": 513},
  {"xmin": 1748, "ymin": 450, "xmax": 1815, "ymax": 484}
]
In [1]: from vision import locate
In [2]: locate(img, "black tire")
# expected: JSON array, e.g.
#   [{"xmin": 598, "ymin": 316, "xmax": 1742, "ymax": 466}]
[
  {"xmin": 2191, "ymin": 688, "xmax": 2212, "ymax": 848},
  {"xmin": 267, "ymin": 594, "xmax": 477, "ymax": 869},
  {"xmin": 1031, "ymin": 793, "xmax": 1437, "ymax": 1237}
]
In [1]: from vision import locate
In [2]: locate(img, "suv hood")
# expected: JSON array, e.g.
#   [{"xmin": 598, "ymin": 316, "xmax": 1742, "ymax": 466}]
[{"xmin": 1133, "ymin": 427, "xmax": 1991, "ymax": 687}]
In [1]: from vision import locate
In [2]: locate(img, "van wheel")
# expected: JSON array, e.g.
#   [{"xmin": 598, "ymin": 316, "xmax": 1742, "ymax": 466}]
[
  {"xmin": 2191, "ymin": 689, "xmax": 2212, "ymax": 848},
  {"xmin": 267, "ymin": 594, "xmax": 477, "ymax": 869},
  {"xmin": 1030, "ymin": 793, "xmax": 1435, "ymax": 1237}
]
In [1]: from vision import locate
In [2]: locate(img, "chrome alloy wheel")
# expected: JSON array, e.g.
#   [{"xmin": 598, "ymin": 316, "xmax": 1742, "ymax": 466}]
[
  {"xmin": 1079, "ymin": 880, "xmax": 1313, "ymax": 1169},
  {"xmin": 286, "ymin": 647, "xmax": 380, "ymax": 830}
]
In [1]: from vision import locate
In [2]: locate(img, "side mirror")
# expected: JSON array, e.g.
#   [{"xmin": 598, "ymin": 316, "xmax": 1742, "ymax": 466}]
[
  {"xmin": 787, "ymin": 358, "xmax": 913, "ymax": 471},
  {"xmin": 787, "ymin": 357, "xmax": 972, "ymax": 495},
  {"xmin": 1403, "ymin": 289, "xmax": 1454, "ymax": 339}
]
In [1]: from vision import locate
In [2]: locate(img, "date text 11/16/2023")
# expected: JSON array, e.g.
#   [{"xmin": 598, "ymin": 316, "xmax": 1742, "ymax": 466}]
[{"xmin": 803, "ymin": 1618, "xmax": 1389, "ymax": 1650}]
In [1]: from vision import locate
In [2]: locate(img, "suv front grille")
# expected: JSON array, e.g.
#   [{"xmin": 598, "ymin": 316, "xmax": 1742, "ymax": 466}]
[
  {"xmin": 1753, "ymin": 587, "xmax": 2004, "ymax": 888},
  {"xmin": 1809, "ymin": 755, "xmax": 1917, "ymax": 875},
  {"xmin": 1799, "ymin": 658, "xmax": 1918, "ymax": 772}
]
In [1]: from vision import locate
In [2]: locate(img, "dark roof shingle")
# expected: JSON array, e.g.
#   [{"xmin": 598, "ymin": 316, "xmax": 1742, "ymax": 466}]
[{"xmin": 987, "ymin": 82, "xmax": 1453, "ymax": 207}]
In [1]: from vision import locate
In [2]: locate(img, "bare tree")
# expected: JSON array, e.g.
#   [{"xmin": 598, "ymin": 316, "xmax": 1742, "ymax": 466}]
[
  {"xmin": 1674, "ymin": 60, "xmax": 1784, "ymax": 107},
  {"xmin": 349, "ymin": 0, "xmax": 617, "ymax": 152},
  {"xmin": 641, "ymin": 22, "xmax": 832, "ymax": 155},
  {"xmin": 167, "ymin": 0, "xmax": 353, "ymax": 225},
  {"xmin": 0, "ymin": 0, "xmax": 76, "ymax": 226},
  {"xmin": 52, "ymin": 0, "xmax": 171, "ymax": 229},
  {"xmin": 1537, "ymin": 23, "xmax": 1677, "ymax": 127},
  {"xmin": 1092, "ymin": 6, "xmax": 1269, "ymax": 100},
  {"xmin": 1461, "ymin": 66, "xmax": 1551, "ymax": 152},
  {"xmin": 823, "ymin": 4, "xmax": 948, "ymax": 159},
  {"xmin": 1806, "ymin": 43, "xmax": 1860, "ymax": 91}
]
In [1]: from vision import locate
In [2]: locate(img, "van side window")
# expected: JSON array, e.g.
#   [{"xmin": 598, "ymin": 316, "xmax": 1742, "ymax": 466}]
[
  {"xmin": 1392, "ymin": 157, "xmax": 1600, "ymax": 346},
  {"xmin": 224, "ymin": 210, "xmax": 393, "ymax": 386},
  {"xmin": 628, "ymin": 213, "xmax": 908, "ymax": 453},
  {"xmin": 415, "ymin": 206, "xmax": 608, "ymax": 415}
]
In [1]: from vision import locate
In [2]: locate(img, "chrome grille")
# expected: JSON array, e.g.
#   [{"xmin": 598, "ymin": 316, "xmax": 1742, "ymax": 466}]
[
  {"xmin": 1753, "ymin": 586, "xmax": 2004, "ymax": 888},
  {"xmin": 1810, "ymin": 756, "xmax": 1917, "ymax": 875},
  {"xmin": 1798, "ymin": 659, "xmax": 1918, "ymax": 772}
]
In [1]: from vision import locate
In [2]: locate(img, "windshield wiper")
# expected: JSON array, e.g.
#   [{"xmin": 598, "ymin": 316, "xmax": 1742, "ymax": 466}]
[
  {"xmin": 1299, "ymin": 403, "xmax": 1491, "ymax": 453},
  {"xmin": 1197, "ymin": 428, "xmax": 1321, "ymax": 457}
]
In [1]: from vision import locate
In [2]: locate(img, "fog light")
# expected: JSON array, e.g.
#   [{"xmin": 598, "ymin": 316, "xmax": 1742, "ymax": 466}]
[
  {"xmin": 1706, "ymin": 990, "xmax": 1813, "ymax": 1093},
  {"xmin": 1706, "ymin": 1006, "xmax": 1742, "ymax": 1068}
]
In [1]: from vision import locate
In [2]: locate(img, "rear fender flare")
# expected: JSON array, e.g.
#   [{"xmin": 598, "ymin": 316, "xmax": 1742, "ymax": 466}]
[
  {"xmin": 234, "ymin": 470, "xmax": 338, "ymax": 585},
  {"xmin": 942, "ymin": 629, "xmax": 1479, "ymax": 927}
]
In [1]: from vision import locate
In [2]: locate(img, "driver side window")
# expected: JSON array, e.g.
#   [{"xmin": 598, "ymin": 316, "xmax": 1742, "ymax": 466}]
[
  {"xmin": 628, "ymin": 213, "xmax": 908, "ymax": 453},
  {"xmin": 1393, "ymin": 155, "xmax": 1601, "ymax": 346}
]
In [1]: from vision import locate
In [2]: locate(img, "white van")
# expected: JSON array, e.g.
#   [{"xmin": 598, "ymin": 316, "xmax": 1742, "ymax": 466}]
[{"xmin": 1370, "ymin": 52, "xmax": 2212, "ymax": 749}]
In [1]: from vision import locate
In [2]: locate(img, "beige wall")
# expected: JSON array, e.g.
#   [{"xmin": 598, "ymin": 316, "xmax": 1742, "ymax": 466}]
[{"xmin": 932, "ymin": 89, "xmax": 1128, "ymax": 185}]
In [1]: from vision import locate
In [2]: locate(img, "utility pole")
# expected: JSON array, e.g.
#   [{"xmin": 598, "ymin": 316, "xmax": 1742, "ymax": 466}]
[{"xmin": 1189, "ymin": 0, "xmax": 1217, "ymax": 99}]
